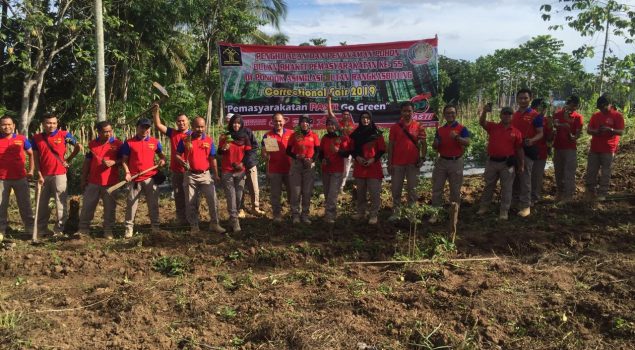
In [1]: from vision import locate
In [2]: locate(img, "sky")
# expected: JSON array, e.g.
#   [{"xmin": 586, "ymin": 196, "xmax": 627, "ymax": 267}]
[{"xmin": 263, "ymin": 0, "xmax": 635, "ymax": 72}]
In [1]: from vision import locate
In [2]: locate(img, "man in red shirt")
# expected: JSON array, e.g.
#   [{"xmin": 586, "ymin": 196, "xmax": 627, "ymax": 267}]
[
  {"xmin": 152, "ymin": 105, "xmax": 191, "ymax": 226},
  {"xmin": 32, "ymin": 113, "xmax": 82, "ymax": 235},
  {"xmin": 0, "ymin": 115, "xmax": 34, "ymax": 240},
  {"xmin": 388, "ymin": 101, "xmax": 425, "ymax": 221},
  {"xmin": 477, "ymin": 106, "xmax": 525, "ymax": 220},
  {"xmin": 552, "ymin": 96, "xmax": 583, "ymax": 203},
  {"xmin": 175, "ymin": 117, "xmax": 225, "ymax": 234},
  {"xmin": 120, "ymin": 118, "xmax": 166, "ymax": 238},
  {"xmin": 511, "ymin": 89, "xmax": 543, "ymax": 217},
  {"xmin": 78, "ymin": 121, "xmax": 122, "ymax": 239},
  {"xmin": 262, "ymin": 112, "xmax": 293, "ymax": 222},
  {"xmin": 585, "ymin": 94, "xmax": 625, "ymax": 201},
  {"xmin": 319, "ymin": 117, "xmax": 350, "ymax": 223},
  {"xmin": 430, "ymin": 104, "xmax": 470, "ymax": 222}
]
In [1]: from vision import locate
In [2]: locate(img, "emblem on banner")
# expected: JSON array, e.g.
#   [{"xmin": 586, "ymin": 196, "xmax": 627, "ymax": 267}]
[
  {"xmin": 408, "ymin": 41, "xmax": 435, "ymax": 65},
  {"xmin": 220, "ymin": 46, "xmax": 242, "ymax": 66}
]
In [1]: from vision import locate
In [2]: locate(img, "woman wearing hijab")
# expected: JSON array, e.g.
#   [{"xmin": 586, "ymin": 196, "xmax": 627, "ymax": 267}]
[
  {"xmin": 218, "ymin": 114, "xmax": 251, "ymax": 233},
  {"xmin": 319, "ymin": 117, "xmax": 350, "ymax": 224},
  {"xmin": 349, "ymin": 111, "xmax": 386, "ymax": 225},
  {"xmin": 286, "ymin": 114, "xmax": 320, "ymax": 224}
]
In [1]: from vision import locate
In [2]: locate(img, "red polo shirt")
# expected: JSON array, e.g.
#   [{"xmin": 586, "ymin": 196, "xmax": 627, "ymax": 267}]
[
  {"xmin": 485, "ymin": 122, "xmax": 523, "ymax": 158},
  {"xmin": 320, "ymin": 134, "xmax": 350, "ymax": 174},
  {"xmin": 589, "ymin": 110, "xmax": 624, "ymax": 153},
  {"xmin": 351, "ymin": 136, "xmax": 386, "ymax": 179},
  {"xmin": 176, "ymin": 134, "xmax": 216, "ymax": 172},
  {"xmin": 389, "ymin": 120, "xmax": 421, "ymax": 166},
  {"xmin": 166, "ymin": 128, "xmax": 192, "ymax": 173},
  {"xmin": 0, "ymin": 133, "xmax": 31, "ymax": 180},
  {"xmin": 536, "ymin": 118, "xmax": 551, "ymax": 160},
  {"xmin": 86, "ymin": 137, "xmax": 123, "ymax": 186},
  {"xmin": 262, "ymin": 128, "xmax": 293, "ymax": 174},
  {"xmin": 553, "ymin": 110, "xmax": 584, "ymax": 150},
  {"xmin": 120, "ymin": 136, "xmax": 163, "ymax": 182},
  {"xmin": 435, "ymin": 121, "xmax": 469, "ymax": 158},
  {"xmin": 31, "ymin": 129, "xmax": 77, "ymax": 176},
  {"xmin": 218, "ymin": 137, "xmax": 252, "ymax": 174},
  {"xmin": 287, "ymin": 130, "xmax": 320, "ymax": 159},
  {"xmin": 512, "ymin": 108, "xmax": 542, "ymax": 139}
]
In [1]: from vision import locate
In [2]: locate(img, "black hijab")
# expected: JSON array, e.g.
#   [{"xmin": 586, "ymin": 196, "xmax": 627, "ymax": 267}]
[
  {"xmin": 227, "ymin": 114, "xmax": 249, "ymax": 145},
  {"xmin": 349, "ymin": 111, "xmax": 381, "ymax": 156}
]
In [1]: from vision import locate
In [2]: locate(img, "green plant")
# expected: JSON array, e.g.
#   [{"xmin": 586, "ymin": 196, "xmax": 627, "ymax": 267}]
[
  {"xmin": 217, "ymin": 306, "xmax": 237, "ymax": 320},
  {"xmin": 396, "ymin": 204, "xmax": 443, "ymax": 259},
  {"xmin": 217, "ymin": 273, "xmax": 238, "ymax": 291},
  {"xmin": 152, "ymin": 256, "xmax": 190, "ymax": 277}
]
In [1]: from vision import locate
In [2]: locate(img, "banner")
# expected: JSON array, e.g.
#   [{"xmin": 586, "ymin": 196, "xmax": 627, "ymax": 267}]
[{"xmin": 218, "ymin": 38, "xmax": 438, "ymax": 130}]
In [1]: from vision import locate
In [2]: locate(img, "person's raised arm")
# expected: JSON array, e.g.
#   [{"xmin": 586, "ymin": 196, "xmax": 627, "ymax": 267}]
[{"xmin": 152, "ymin": 103, "xmax": 168, "ymax": 135}]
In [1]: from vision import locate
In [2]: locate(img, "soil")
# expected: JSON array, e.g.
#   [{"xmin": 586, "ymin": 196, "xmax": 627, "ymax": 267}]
[{"xmin": 1, "ymin": 142, "xmax": 634, "ymax": 349}]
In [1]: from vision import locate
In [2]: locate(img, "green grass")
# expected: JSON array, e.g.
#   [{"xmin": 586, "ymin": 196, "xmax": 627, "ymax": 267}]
[{"xmin": 152, "ymin": 256, "xmax": 190, "ymax": 277}]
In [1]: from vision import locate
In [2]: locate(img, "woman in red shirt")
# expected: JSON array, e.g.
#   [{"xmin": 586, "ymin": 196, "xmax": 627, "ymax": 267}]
[
  {"xmin": 286, "ymin": 114, "xmax": 320, "ymax": 224},
  {"xmin": 319, "ymin": 117, "xmax": 350, "ymax": 224},
  {"xmin": 218, "ymin": 114, "xmax": 251, "ymax": 233},
  {"xmin": 349, "ymin": 111, "xmax": 386, "ymax": 225}
]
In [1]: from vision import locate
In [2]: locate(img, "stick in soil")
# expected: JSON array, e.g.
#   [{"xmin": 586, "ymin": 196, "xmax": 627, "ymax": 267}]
[{"xmin": 343, "ymin": 257, "xmax": 501, "ymax": 265}]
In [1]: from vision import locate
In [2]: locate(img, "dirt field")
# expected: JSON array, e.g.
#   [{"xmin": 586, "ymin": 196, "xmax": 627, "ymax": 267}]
[{"xmin": 1, "ymin": 143, "xmax": 634, "ymax": 349}]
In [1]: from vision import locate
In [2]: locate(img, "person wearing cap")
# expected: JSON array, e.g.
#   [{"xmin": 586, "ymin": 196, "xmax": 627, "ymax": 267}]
[
  {"xmin": 319, "ymin": 117, "xmax": 350, "ymax": 224},
  {"xmin": 31, "ymin": 113, "xmax": 82, "ymax": 235},
  {"xmin": 477, "ymin": 105, "xmax": 525, "ymax": 220},
  {"xmin": 0, "ymin": 115, "xmax": 34, "ymax": 241},
  {"xmin": 349, "ymin": 111, "xmax": 385, "ymax": 225},
  {"xmin": 218, "ymin": 114, "xmax": 252, "ymax": 233},
  {"xmin": 387, "ymin": 101, "xmax": 425, "ymax": 221},
  {"xmin": 529, "ymin": 98, "xmax": 552, "ymax": 206},
  {"xmin": 152, "ymin": 104, "xmax": 191, "ymax": 226},
  {"xmin": 584, "ymin": 94, "xmax": 625, "ymax": 201},
  {"xmin": 511, "ymin": 88, "xmax": 543, "ymax": 217},
  {"xmin": 120, "ymin": 118, "xmax": 166, "ymax": 238},
  {"xmin": 327, "ymin": 94, "xmax": 356, "ymax": 192},
  {"xmin": 552, "ymin": 95, "xmax": 583, "ymax": 203},
  {"xmin": 262, "ymin": 112, "xmax": 293, "ymax": 222},
  {"xmin": 286, "ymin": 114, "xmax": 320, "ymax": 224},
  {"xmin": 77, "ymin": 120, "xmax": 122, "ymax": 239},
  {"xmin": 175, "ymin": 117, "xmax": 225, "ymax": 234},
  {"xmin": 429, "ymin": 104, "xmax": 470, "ymax": 223}
]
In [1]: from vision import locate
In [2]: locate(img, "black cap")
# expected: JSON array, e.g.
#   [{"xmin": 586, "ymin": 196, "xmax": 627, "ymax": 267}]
[
  {"xmin": 137, "ymin": 118, "xmax": 152, "ymax": 127},
  {"xmin": 299, "ymin": 114, "xmax": 313, "ymax": 124}
]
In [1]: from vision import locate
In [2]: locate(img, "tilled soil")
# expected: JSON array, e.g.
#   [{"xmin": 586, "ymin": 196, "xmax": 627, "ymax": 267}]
[{"xmin": 1, "ymin": 142, "xmax": 634, "ymax": 349}]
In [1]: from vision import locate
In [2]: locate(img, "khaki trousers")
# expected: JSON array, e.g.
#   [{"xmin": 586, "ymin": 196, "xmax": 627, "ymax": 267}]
[
  {"xmin": 268, "ymin": 173, "xmax": 289, "ymax": 217},
  {"xmin": 480, "ymin": 160, "xmax": 516, "ymax": 213},
  {"xmin": 585, "ymin": 152, "xmax": 614, "ymax": 196},
  {"xmin": 184, "ymin": 171, "xmax": 219, "ymax": 227},
  {"xmin": 531, "ymin": 158, "xmax": 547, "ymax": 204},
  {"xmin": 322, "ymin": 172, "xmax": 344, "ymax": 220},
  {"xmin": 391, "ymin": 164, "xmax": 419, "ymax": 211},
  {"xmin": 512, "ymin": 156, "xmax": 533, "ymax": 208},
  {"xmin": 431, "ymin": 158, "xmax": 463, "ymax": 207},
  {"xmin": 240, "ymin": 166, "xmax": 260, "ymax": 210},
  {"xmin": 171, "ymin": 172, "xmax": 188, "ymax": 223},
  {"xmin": 0, "ymin": 178, "xmax": 34, "ymax": 232},
  {"xmin": 289, "ymin": 159, "xmax": 315, "ymax": 219},
  {"xmin": 37, "ymin": 174, "xmax": 67, "ymax": 232},
  {"xmin": 356, "ymin": 178, "xmax": 382, "ymax": 217},
  {"xmin": 554, "ymin": 149, "xmax": 577, "ymax": 198},
  {"xmin": 222, "ymin": 172, "xmax": 246, "ymax": 220},
  {"xmin": 78, "ymin": 183, "xmax": 116, "ymax": 231},
  {"xmin": 125, "ymin": 178, "xmax": 159, "ymax": 229}
]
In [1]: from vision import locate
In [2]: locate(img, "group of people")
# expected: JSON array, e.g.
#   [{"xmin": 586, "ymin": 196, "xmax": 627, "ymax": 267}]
[{"xmin": 0, "ymin": 89, "xmax": 625, "ymax": 241}]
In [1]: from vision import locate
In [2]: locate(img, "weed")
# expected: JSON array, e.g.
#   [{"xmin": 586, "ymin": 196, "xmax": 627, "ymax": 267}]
[
  {"xmin": 226, "ymin": 250, "xmax": 243, "ymax": 261},
  {"xmin": 13, "ymin": 277, "xmax": 25, "ymax": 287},
  {"xmin": 378, "ymin": 284, "xmax": 392, "ymax": 296},
  {"xmin": 348, "ymin": 279, "xmax": 368, "ymax": 298},
  {"xmin": 285, "ymin": 298, "xmax": 296, "ymax": 306},
  {"xmin": 217, "ymin": 273, "xmax": 238, "ymax": 291},
  {"xmin": 50, "ymin": 252, "xmax": 62, "ymax": 266},
  {"xmin": 396, "ymin": 204, "xmax": 442, "ymax": 259},
  {"xmin": 152, "ymin": 256, "xmax": 190, "ymax": 277},
  {"xmin": 612, "ymin": 317, "xmax": 634, "ymax": 336},
  {"xmin": 217, "ymin": 306, "xmax": 237, "ymax": 320},
  {"xmin": 230, "ymin": 336, "xmax": 245, "ymax": 346}
]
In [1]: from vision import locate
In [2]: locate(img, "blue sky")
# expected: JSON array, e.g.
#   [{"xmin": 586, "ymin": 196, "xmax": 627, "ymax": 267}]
[{"xmin": 264, "ymin": 0, "xmax": 635, "ymax": 71}]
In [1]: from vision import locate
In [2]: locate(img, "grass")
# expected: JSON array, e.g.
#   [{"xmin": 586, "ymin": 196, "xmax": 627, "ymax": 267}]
[{"xmin": 152, "ymin": 256, "xmax": 190, "ymax": 277}]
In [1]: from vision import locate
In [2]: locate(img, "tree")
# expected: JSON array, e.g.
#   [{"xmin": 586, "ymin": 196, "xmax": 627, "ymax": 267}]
[{"xmin": 309, "ymin": 37, "xmax": 327, "ymax": 46}]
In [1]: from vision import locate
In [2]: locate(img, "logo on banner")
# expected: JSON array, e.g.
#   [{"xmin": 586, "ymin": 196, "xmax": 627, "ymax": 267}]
[
  {"xmin": 408, "ymin": 41, "xmax": 435, "ymax": 65},
  {"xmin": 220, "ymin": 46, "xmax": 242, "ymax": 66}
]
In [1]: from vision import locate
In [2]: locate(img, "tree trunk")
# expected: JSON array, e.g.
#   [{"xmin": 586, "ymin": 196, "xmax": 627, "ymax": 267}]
[
  {"xmin": 599, "ymin": 6, "xmax": 611, "ymax": 95},
  {"xmin": 0, "ymin": 0, "xmax": 8, "ymax": 104},
  {"xmin": 95, "ymin": 0, "xmax": 107, "ymax": 121}
]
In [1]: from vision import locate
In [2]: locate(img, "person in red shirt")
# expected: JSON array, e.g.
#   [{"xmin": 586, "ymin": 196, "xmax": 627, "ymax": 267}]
[
  {"xmin": 175, "ymin": 117, "xmax": 225, "ymax": 234},
  {"xmin": 120, "ymin": 118, "xmax": 166, "ymax": 238},
  {"xmin": 319, "ymin": 117, "xmax": 350, "ymax": 224},
  {"xmin": 529, "ymin": 98, "xmax": 552, "ymax": 206},
  {"xmin": 552, "ymin": 95, "xmax": 584, "ymax": 203},
  {"xmin": 585, "ymin": 94, "xmax": 625, "ymax": 201},
  {"xmin": 327, "ymin": 94, "xmax": 356, "ymax": 192},
  {"xmin": 430, "ymin": 105, "xmax": 470, "ymax": 222},
  {"xmin": 388, "ymin": 101, "xmax": 425, "ymax": 221},
  {"xmin": 218, "ymin": 114, "xmax": 251, "ymax": 232},
  {"xmin": 286, "ymin": 114, "xmax": 320, "ymax": 224},
  {"xmin": 262, "ymin": 112, "xmax": 293, "ymax": 222},
  {"xmin": 477, "ymin": 105, "xmax": 525, "ymax": 220},
  {"xmin": 0, "ymin": 115, "xmax": 34, "ymax": 240},
  {"xmin": 349, "ymin": 111, "xmax": 385, "ymax": 224},
  {"xmin": 511, "ymin": 88, "xmax": 543, "ymax": 217},
  {"xmin": 77, "ymin": 121, "xmax": 122, "ymax": 239},
  {"xmin": 152, "ymin": 104, "xmax": 192, "ymax": 226},
  {"xmin": 31, "ymin": 113, "xmax": 82, "ymax": 236}
]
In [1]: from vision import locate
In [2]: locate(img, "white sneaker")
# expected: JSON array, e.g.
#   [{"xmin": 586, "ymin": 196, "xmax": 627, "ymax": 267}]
[
  {"xmin": 124, "ymin": 227, "xmax": 134, "ymax": 238},
  {"xmin": 238, "ymin": 209, "xmax": 247, "ymax": 218},
  {"xmin": 387, "ymin": 213, "xmax": 400, "ymax": 222},
  {"xmin": 103, "ymin": 230, "xmax": 114, "ymax": 240},
  {"xmin": 253, "ymin": 208, "xmax": 265, "ymax": 216},
  {"xmin": 499, "ymin": 211, "xmax": 509, "ymax": 220},
  {"xmin": 517, "ymin": 207, "xmax": 530, "ymax": 218},
  {"xmin": 210, "ymin": 223, "xmax": 226, "ymax": 234},
  {"xmin": 232, "ymin": 219, "xmax": 241, "ymax": 233},
  {"xmin": 368, "ymin": 216, "xmax": 378, "ymax": 225},
  {"xmin": 428, "ymin": 215, "xmax": 438, "ymax": 224},
  {"xmin": 292, "ymin": 217, "xmax": 300, "ymax": 224},
  {"xmin": 75, "ymin": 229, "xmax": 89, "ymax": 237},
  {"xmin": 0, "ymin": 233, "xmax": 3, "ymax": 242},
  {"xmin": 301, "ymin": 217, "xmax": 312, "ymax": 224}
]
